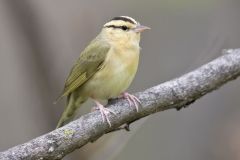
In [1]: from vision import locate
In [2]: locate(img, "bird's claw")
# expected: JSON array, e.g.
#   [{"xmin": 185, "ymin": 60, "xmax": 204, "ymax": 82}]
[
  {"xmin": 92, "ymin": 100, "xmax": 116, "ymax": 127},
  {"xmin": 122, "ymin": 92, "xmax": 141, "ymax": 112}
]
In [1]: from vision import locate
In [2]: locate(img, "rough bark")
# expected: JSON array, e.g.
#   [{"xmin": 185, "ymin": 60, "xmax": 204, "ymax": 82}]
[{"xmin": 0, "ymin": 49, "xmax": 240, "ymax": 160}]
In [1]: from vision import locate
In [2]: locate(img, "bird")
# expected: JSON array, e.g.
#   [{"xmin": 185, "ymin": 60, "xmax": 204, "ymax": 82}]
[{"xmin": 55, "ymin": 16, "xmax": 150, "ymax": 128}]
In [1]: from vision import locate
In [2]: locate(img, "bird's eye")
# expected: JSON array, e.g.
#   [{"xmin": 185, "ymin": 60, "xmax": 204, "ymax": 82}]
[{"xmin": 121, "ymin": 26, "xmax": 129, "ymax": 31}]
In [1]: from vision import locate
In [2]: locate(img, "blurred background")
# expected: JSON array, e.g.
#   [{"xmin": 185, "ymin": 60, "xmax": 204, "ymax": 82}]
[{"xmin": 0, "ymin": 0, "xmax": 240, "ymax": 159}]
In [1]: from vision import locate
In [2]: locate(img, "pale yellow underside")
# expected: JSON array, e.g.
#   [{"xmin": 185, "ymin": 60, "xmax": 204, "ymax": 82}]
[{"xmin": 77, "ymin": 45, "xmax": 139, "ymax": 100}]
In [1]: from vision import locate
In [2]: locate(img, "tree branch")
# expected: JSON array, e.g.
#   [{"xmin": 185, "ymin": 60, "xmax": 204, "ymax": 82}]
[{"xmin": 1, "ymin": 49, "xmax": 240, "ymax": 160}]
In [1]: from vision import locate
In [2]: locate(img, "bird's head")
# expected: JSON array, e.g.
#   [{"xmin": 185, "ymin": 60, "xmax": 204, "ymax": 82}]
[{"xmin": 101, "ymin": 16, "xmax": 150, "ymax": 47}]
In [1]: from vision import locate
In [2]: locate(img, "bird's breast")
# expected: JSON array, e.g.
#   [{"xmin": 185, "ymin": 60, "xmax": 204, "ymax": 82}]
[{"xmin": 83, "ymin": 46, "xmax": 140, "ymax": 99}]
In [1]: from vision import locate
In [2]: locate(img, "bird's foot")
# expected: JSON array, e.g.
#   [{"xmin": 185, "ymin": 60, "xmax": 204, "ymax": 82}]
[
  {"xmin": 121, "ymin": 92, "xmax": 141, "ymax": 112},
  {"xmin": 92, "ymin": 100, "xmax": 116, "ymax": 127}
]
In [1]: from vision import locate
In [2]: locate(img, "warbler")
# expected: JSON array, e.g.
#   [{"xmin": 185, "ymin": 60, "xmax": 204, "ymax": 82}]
[{"xmin": 56, "ymin": 16, "xmax": 150, "ymax": 128}]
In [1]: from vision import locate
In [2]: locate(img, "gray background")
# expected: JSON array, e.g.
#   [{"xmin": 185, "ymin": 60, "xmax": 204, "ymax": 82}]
[{"xmin": 0, "ymin": 0, "xmax": 240, "ymax": 160}]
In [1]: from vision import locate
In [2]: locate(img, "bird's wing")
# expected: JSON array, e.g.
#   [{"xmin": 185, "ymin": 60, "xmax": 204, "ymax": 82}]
[{"xmin": 56, "ymin": 38, "xmax": 110, "ymax": 101}]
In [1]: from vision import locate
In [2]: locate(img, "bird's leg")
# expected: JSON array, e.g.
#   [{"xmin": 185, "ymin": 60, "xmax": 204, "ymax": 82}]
[
  {"xmin": 121, "ymin": 92, "xmax": 141, "ymax": 112},
  {"xmin": 92, "ymin": 99, "xmax": 116, "ymax": 127}
]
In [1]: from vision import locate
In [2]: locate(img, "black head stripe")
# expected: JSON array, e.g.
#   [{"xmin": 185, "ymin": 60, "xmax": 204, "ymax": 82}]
[
  {"xmin": 111, "ymin": 17, "xmax": 136, "ymax": 24},
  {"xmin": 104, "ymin": 25, "xmax": 129, "ymax": 31},
  {"xmin": 105, "ymin": 25, "xmax": 121, "ymax": 29}
]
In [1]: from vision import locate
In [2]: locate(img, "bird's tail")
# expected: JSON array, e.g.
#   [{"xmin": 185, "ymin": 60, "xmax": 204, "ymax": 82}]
[{"xmin": 56, "ymin": 94, "xmax": 86, "ymax": 128}]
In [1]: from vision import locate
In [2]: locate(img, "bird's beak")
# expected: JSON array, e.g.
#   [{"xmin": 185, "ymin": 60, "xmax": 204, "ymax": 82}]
[{"xmin": 134, "ymin": 25, "xmax": 151, "ymax": 33}]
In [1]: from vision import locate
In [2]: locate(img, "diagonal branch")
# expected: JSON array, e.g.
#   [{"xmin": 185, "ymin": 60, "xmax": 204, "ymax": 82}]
[{"xmin": 1, "ymin": 49, "xmax": 240, "ymax": 160}]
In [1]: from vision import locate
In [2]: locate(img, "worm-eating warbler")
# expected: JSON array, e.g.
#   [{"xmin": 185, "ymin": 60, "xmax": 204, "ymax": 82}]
[{"xmin": 56, "ymin": 16, "xmax": 150, "ymax": 128}]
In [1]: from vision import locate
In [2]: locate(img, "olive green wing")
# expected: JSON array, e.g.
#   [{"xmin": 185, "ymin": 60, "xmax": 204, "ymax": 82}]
[{"xmin": 56, "ymin": 39, "xmax": 110, "ymax": 101}]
